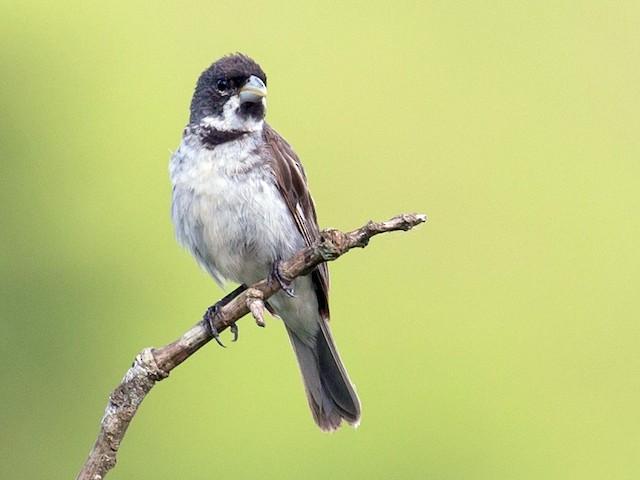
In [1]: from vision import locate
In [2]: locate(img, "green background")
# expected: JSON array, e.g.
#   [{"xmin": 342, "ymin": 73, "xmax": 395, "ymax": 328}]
[{"xmin": 2, "ymin": 1, "xmax": 639, "ymax": 478}]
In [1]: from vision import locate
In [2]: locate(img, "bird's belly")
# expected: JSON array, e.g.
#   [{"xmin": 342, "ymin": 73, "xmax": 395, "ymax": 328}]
[{"xmin": 173, "ymin": 168, "xmax": 303, "ymax": 286}]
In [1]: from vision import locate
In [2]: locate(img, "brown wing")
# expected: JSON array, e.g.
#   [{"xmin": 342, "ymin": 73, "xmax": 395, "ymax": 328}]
[{"xmin": 263, "ymin": 123, "xmax": 330, "ymax": 320}]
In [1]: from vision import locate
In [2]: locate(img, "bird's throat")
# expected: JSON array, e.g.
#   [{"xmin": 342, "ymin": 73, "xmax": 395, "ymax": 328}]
[{"xmin": 198, "ymin": 126, "xmax": 249, "ymax": 148}]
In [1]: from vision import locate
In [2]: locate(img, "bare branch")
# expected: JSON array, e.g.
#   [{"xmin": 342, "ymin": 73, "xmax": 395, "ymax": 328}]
[{"xmin": 76, "ymin": 213, "xmax": 426, "ymax": 480}]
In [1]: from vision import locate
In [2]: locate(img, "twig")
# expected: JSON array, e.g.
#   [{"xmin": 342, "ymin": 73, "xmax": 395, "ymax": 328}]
[{"xmin": 76, "ymin": 213, "xmax": 426, "ymax": 480}]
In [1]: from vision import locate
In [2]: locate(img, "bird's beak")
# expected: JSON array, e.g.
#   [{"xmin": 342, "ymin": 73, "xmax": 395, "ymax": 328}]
[{"xmin": 239, "ymin": 75, "xmax": 267, "ymax": 104}]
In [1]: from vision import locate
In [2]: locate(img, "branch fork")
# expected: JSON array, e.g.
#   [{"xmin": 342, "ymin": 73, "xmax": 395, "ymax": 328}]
[{"xmin": 246, "ymin": 288, "xmax": 266, "ymax": 327}]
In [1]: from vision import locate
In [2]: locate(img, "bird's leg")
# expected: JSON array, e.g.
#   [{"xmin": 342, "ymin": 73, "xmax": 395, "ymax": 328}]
[
  {"xmin": 269, "ymin": 260, "xmax": 295, "ymax": 297},
  {"xmin": 203, "ymin": 284, "xmax": 247, "ymax": 346}
]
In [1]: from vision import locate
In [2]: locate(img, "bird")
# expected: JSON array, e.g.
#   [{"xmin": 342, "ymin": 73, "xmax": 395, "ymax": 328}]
[{"xmin": 169, "ymin": 54, "xmax": 361, "ymax": 431}]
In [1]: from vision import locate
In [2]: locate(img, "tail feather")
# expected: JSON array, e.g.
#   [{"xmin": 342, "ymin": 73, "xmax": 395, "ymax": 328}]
[{"xmin": 286, "ymin": 322, "xmax": 361, "ymax": 431}]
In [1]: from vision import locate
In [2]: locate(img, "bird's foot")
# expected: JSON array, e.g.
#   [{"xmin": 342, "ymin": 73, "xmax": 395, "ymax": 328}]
[
  {"xmin": 203, "ymin": 304, "xmax": 226, "ymax": 347},
  {"xmin": 269, "ymin": 260, "xmax": 295, "ymax": 297},
  {"xmin": 203, "ymin": 284, "xmax": 247, "ymax": 346}
]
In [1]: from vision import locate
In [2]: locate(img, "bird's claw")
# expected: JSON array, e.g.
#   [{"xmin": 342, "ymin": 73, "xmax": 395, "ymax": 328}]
[
  {"xmin": 203, "ymin": 304, "xmax": 226, "ymax": 348},
  {"xmin": 230, "ymin": 322, "xmax": 239, "ymax": 342},
  {"xmin": 202, "ymin": 284, "xmax": 248, "ymax": 347},
  {"xmin": 206, "ymin": 301, "xmax": 254, "ymax": 344},
  {"xmin": 270, "ymin": 260, "xmax": 295, "ymax": 297}
]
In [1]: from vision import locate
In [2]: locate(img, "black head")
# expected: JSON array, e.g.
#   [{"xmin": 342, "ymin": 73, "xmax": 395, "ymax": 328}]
[{"xmin": 189, "ymin": 54, "xmax": 268, "ymax": 126}]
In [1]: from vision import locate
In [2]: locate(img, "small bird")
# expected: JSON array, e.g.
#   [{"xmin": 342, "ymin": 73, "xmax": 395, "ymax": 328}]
[{"xmin": 169, "ymin": 54, "xmax": 361, "ymax": 431}]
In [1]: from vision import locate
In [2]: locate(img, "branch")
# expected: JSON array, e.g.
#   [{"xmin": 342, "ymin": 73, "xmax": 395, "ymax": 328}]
[{"xmin": 77, "ymin": 213, "xmax": 426, "ymax": 480}]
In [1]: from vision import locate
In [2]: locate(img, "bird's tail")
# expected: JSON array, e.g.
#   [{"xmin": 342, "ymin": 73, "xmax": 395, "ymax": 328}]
[{"xmin": 286, "ymin": 321, "xmax": 361, "ymax": 432}]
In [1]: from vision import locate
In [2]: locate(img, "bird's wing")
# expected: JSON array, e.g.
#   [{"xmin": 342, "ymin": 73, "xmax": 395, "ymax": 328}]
[{"xmin": 263, "ymin": 123, "xmax": 330, "ymax": 320}]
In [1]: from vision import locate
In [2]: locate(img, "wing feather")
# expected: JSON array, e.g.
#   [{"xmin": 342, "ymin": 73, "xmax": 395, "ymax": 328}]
[{"xmin": 263, "ymin": 123, "xmax": 330, "ymax": 320}]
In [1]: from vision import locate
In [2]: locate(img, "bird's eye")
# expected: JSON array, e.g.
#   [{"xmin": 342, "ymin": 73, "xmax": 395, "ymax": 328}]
[{"xmin": 216, "ymin": 79, "xmax": 228, "ymax": 92}]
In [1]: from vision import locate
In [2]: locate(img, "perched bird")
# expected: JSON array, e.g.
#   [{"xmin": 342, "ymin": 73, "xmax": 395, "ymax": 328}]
[{"xmin": 169, "ymin": 54, "xmax": 361, "ymax": 431}]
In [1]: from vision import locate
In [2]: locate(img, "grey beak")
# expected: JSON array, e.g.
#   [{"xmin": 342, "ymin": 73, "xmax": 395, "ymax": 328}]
[{"xmin": 239, "ymin": 75, "xmax": 267, "ymax": 104}]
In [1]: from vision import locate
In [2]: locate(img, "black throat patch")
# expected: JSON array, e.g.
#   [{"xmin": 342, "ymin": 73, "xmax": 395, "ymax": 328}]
[{"xmin": 197, "ymin": 125, "xmax": 249, "ymax": 148}]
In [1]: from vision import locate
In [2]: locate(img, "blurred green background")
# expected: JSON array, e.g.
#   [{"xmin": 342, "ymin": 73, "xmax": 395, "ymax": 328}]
[{"xmin": 1, "ymin": 1, "xmax": 639, "ymax": 478}]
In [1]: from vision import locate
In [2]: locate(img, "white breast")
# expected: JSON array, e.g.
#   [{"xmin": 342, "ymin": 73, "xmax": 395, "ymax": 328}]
[{"xmin": 170, "ymin": 132, "xmax": 303, "ymax": 287}]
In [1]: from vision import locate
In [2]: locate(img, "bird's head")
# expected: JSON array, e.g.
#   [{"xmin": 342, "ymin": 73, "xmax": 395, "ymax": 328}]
[{"xmin": 189, "ymin": 54, "xmax": 268, "ymax": 132}]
